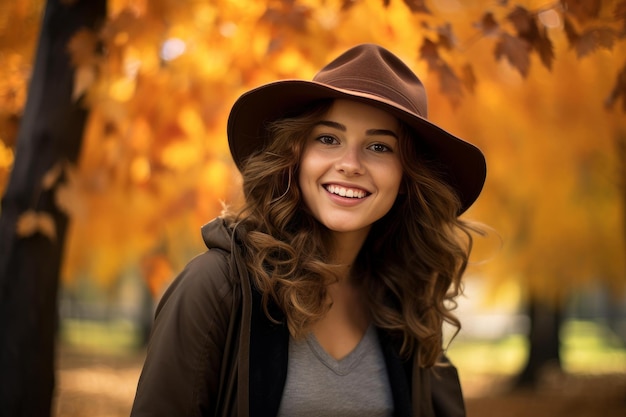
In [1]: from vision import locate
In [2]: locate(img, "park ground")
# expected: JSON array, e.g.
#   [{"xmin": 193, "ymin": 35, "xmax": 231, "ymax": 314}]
[{"xmin": 53, "ymin": 343, "xmax": 626, "ymax": 417}]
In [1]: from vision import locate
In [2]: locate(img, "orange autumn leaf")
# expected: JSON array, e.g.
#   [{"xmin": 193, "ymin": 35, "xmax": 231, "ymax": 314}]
[
  {"xmin": 67, "ymin": 28, "xmax": 99, "ymax": 67},
  {"xmin": 16, "ymin": 210, "xmax": 57, "ymax": 241},
  {"xmin": 141, "ymin": 254, "xmax": 174, "ymax": 298}
]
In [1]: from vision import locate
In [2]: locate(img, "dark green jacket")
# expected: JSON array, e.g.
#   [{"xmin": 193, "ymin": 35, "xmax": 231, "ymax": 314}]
[{"xmin": 130, "ymin": 218, "xmax": 466, "ymax": 417}]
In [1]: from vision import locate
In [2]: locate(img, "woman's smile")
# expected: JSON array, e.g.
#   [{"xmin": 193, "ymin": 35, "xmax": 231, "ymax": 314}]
[{"xmin": 324, "ymin": 183, "xmax": 370, "ymax": 199}]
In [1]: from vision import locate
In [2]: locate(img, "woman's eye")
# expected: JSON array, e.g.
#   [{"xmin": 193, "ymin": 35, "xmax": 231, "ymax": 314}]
[
  {"xmin": 369, "ymin": 143, "xmax": 392, "ymax": 153},
  {"xmin": 317, "ymin": 135, "xmax": 338, "ymax": 145}
]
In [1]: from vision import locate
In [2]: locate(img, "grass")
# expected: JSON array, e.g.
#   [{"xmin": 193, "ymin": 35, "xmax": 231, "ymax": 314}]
[
  {"xmin": 447, "ymin": 319, "xmax": 626, "ymax": 376},
  {"xmin": 59, "ymin": 317, "xmax": 626, "ymax": 375},
  {"xmin": 59, "ymin": 319, "xmax": 143, "ymax": 355},
  {"xmin": 561, "ymin": 320, "xmax": 626, "ymax": 373}
]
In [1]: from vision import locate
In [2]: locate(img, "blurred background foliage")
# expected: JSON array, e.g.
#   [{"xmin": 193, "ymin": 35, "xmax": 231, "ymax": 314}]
[{"xmin": 1, "ymin": 0, "xmax": 626, "ymax": 394}]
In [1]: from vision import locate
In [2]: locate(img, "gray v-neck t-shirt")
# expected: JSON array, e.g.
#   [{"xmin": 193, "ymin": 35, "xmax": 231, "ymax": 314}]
[{"xmin": 276, "ymin": 324, "xmax": 393, "ymax": 417}]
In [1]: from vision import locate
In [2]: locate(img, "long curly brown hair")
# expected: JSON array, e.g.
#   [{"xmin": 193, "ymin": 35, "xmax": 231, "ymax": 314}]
[{"xmin": 223, "ymin": 99, "xmax": 481, "ymax": 367}]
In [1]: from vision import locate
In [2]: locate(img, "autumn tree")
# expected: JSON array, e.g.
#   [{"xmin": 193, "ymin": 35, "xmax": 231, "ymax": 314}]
[
  {"xmin": 0, "ymin": 0, "xmax": 625, "ymax": 414},
  {"xmin": 441, "ymin": 0, "xmax": 626, "ymax": 386}
]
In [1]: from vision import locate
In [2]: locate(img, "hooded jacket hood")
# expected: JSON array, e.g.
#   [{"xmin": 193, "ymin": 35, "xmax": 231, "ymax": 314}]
[{"xmin": 201, "ymin": 217, "xmax": 236, "ymax": 254}]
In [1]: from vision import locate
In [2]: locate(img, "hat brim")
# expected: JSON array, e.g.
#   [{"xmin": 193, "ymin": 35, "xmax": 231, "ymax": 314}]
[{"xmin": 227, "ymin": 80, "xmax": 486, "ymax": 214}]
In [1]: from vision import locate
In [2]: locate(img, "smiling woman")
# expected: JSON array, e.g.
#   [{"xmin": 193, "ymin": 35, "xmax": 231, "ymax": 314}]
[{"xmin": 131, "ymin": 44, "xmax": 487, "ymax": 417}]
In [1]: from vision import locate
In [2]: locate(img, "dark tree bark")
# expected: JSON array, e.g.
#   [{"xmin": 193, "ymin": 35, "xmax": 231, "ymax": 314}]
[
  {"xmin": 0, "ymin": 1, "xmax": 105, "ymax": 416},
  {"xmin": 515, "ymin": 296, "xmax": 564, "ymax": 388}
]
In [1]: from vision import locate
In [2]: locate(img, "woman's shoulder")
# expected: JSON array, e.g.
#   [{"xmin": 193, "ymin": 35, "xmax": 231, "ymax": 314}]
[
  {"xmin": 185, "ymin": 248, "xmax": 233, "ymax": 282},
  {"xmin": 173, "ymin": 216, "xmax": 241, "ymax": 293},
  {"xmin": 154, "ymin": 248, "xmax": 239, "ymax": 319}
]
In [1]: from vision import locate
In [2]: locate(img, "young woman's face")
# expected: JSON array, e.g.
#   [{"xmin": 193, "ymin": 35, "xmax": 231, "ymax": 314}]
[{"xmin": 298, "ymin": 99, "xmax": 404, "ymax": 241}]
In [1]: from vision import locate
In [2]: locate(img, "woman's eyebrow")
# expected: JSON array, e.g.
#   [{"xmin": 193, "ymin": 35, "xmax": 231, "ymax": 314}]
[
  {"xmin": 366, "ymin": 128, "xmax": 398, "ymax": 139},
  {"xmin": 315, "ymin": 120, "xmax": 345, "ymax": 131},
  {"xmin": 314, "ymin": 120, "xmax": 398, "ymax": 139}
]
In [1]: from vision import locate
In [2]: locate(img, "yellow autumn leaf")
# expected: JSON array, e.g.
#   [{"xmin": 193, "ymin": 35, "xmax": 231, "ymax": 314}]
[
  {"xmin": 41, "ymin": 161, "xmax": 63, "ymax": 190},
  {"xmin": 109, "ymin": 77, "xmax": 136, "ymax": 102},
  {"xmin": 141, "ymin": 254, "xmax": 174, "ymax": 298},
  {"xmin": 177, "ymin": 106, "xmax": 205, "ymax": 139},
  {"xmin": 54, "ymin": 166, "xmax": 86, "ymax": 219},
  {"xmin": 72, "ymin": 64, "xmax": 96, "ymax": 101},
  {"xmin": 130, "ymin": 156, "xmax": 151, "ymax": 183},
  {"xmin": 36, "ymin": 212, "xmax": 57, "ymax": 241},
  {"xmin": 160, "ymin": 140, "xmax": 202, "ymax": 170},
  {"xmin": 67, "ymin": 28, "xmax": 99, "ymax": 67},
  {"xmin": 16, "ymin": 210, "xmax": 57, "ymax": 241},
  {"xmin": 0, "ymin": 140, "xmax": 15, "ymax": 170},
  {"xmin": 16, "ymin": 210, "xmax": 38, "ymax": 237}
]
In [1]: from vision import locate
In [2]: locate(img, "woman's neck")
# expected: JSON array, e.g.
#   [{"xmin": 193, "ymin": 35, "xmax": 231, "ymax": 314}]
[{"xmin": 328, "ymin": 228, "xmax": 369, "ymax": 281}]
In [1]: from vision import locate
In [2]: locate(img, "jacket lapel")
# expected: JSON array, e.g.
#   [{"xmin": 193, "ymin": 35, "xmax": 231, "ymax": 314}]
[
  {"xmin": 248, "ymin": 286, "xmax": 289, "ymax": 417},
  {"xmin": 378, "ymin": 329, "xmax": 414, "ymax": 417}
]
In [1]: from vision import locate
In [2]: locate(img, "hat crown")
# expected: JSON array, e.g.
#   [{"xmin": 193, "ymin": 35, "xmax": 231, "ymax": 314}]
[{"xmin": 312, "ymin": 44, "xmax": 428, "ymax": 118}]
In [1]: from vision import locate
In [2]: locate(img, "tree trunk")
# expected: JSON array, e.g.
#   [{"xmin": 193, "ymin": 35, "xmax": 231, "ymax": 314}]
[
  {"xmin": 515, "ymin": 296, "xmax": 563, "ymax": 388},
  {"xmin": 0, "ymin": 1, "xmax": 105, "ymax": 416}
]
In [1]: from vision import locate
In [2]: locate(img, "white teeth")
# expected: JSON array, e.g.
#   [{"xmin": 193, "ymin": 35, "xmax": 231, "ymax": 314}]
[{"xmin": 326, "ymin": 185, "xmax": 367, "ymax": 199}]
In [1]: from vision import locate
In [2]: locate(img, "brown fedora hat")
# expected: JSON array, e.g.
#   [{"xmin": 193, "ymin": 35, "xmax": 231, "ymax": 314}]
[{"xmin": 227, "ymin": 43, "xmax": 486, "ymax": 214}]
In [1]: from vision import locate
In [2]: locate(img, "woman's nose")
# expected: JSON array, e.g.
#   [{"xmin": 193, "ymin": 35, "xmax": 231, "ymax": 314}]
[{"xmin": 335, "ymin": 146, "xmax": 364, "ymax": 175}]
